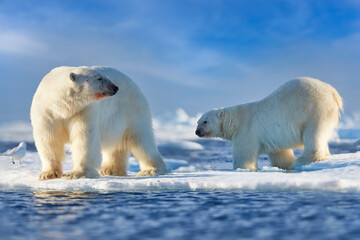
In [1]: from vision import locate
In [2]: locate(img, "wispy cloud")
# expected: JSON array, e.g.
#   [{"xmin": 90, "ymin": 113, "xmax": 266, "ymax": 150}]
[
  {"xmin": 0, "ymin": 30, "xmax": 48, "ymax": 56},
  {"xmin": 0, "ymin": 0, "xmax": 359, "ymax": 121}
]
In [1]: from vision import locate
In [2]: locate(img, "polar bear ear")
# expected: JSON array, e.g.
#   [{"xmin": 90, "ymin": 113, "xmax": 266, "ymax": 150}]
[{"xmin": 69, "ymin": 72, "xmax": 76, "ymax": 82}]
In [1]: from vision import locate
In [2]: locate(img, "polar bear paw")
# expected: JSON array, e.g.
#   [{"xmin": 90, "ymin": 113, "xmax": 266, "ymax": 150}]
[
  {"xmin": 136, "ymin": 168, "xmax": 167, "ymax": 177},
  {"xmin": 292, "ymin": 156, "xmax": 310, "ymax": 170},
  {"xmin": 100, "ymin": 167, "xmax": 127, "ymax": 177},
  {"xmin": 38, "ymin": 170, "xmax": 63, "ymax": 181},
  {"xmin": 62, "ymin": 169, "xmax": 100, "ymax": 180}
]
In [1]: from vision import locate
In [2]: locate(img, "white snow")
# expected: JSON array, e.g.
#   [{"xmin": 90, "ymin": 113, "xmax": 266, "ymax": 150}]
[
  {"xmin": 0, "ymin": 109, "xmax": 359, "ymax": 192},
  {"xmin": 0, "ymin": 151, "xmax": 360, "ymax": 192},
  {"xmin": 158, "ymin": 141, "xmax": 204, "ymax": 151}
]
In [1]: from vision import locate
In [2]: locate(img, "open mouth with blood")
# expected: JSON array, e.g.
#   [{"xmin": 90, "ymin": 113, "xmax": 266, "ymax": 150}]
[
  {"xmin": 195, "ymin": 128, "xmax": 211, "ymax": 138},
  {"xmin": 95, "ymin": 93, "xmax": 111, "ymax": 99}
]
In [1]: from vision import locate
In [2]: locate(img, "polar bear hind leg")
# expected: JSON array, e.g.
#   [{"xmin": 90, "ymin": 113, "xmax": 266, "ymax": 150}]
[
  {"xmin": 293, "ymin": 118, "xmax": 333, "ymax": 168},
  {"xmin": 268, "ymin": 149, "xmax": 296, "ymax": 170},
  {"xmin": 126, "ymin": 127, "xmax": 167, "ymax": 177},
  {"xmin": 100, "ymin": 147, "xmax": 128, "ymax": 176}
]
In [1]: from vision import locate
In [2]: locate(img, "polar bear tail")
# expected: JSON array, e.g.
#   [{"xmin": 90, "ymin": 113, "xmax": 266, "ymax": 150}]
[{"xmin": 332, "ymin": 87, "xmax": 343, "ymax": 114}]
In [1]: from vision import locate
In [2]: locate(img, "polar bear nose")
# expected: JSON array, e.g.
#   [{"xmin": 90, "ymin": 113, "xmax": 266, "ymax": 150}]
[
  {"xmin": 112, "ymin": 85, "xmax": 119, "ymax": 94},
  {"xmin": 103, "ymin": 84, "xmax": 119, "ymax": 97},
  {"xmin": 108, "ymin": 84, "xmax": 118, "ymax": 95}
]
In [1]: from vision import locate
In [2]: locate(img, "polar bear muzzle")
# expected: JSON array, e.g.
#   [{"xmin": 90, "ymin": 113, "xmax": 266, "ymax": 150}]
[
  {"xmin": 95, "ymin": 81, "xmax": 119, "ymax": 100},
  {"xmin": 195, "ymin": 127, "xmax": 211, "ymax": 138},
  {"xmin": 195, "ymin": 127, "xmax": 204, "ymax": 137},
  {"xmin": 102, "ymin": 83, "xmax": 119, "ymax": 96}
]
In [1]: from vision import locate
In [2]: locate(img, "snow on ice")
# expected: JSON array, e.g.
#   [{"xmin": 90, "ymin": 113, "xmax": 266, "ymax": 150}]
[{"xmin": 0, "ymin": 109, "xmax": 359, "ymax": 192}]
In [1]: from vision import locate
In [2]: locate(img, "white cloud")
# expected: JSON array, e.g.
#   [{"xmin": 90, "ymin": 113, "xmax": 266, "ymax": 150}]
[
  {"xmin": 0, "ymin": 0, "xmax": 359, "ymax": 120},
  {"xmin": 339, "ymin": 112, "xmax": 360, "ymax": 129},
  {"xmin": 0, "ymin": 30, "xmax": 48, "ymax": 56}
]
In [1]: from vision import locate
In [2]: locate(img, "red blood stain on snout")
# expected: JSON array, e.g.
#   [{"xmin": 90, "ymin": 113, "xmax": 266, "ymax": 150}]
[
  {"xmin": 196, "ymin": 127, "xmax": 211, "ymax": 138},
  {"xmin": 95, "ymin": 93, "xmax": 110, "ymax": 100}
]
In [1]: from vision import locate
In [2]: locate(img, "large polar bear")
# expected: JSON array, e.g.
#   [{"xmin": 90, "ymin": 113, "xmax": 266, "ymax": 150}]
[
  {"xmin": 31, "ymin": 66, "xmax": 167, "ymax": 180},
  {"xmin": 195, "ymin": 77, "xmax": 343, "ymax": 170}
]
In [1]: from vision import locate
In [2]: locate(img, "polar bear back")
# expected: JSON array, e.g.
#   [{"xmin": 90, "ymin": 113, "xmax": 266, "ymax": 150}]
[{"xmin": 252, "ymin": 77, "xmax": 342, "ymax": 152}]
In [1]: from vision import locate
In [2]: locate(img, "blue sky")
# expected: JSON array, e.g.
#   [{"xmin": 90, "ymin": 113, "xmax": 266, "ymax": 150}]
[{"xmin": 0, "ymin": 0, "xmax": 359, "ymax": 122}]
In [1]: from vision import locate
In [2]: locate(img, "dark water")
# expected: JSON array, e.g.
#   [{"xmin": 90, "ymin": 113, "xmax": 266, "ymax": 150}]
[{"xmin": 1, "ymin": 190, "xmax": 360, "ymax": 240}]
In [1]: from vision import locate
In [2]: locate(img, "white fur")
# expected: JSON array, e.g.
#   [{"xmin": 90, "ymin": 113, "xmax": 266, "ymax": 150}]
[
  {"xmin": 196, "ymin": 77, "xmax": 343, "ymax": 171},
  {"xmin": 31, "ymin": 66, "xmax": 167, "ymax": 180}
]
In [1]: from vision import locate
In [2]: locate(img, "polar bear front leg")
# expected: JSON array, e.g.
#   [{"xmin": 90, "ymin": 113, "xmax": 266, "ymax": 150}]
[
  {"xmin": 63, "ymin": 111, "xmax": 101, "ymax": 179},
  {"xmin": 37, "ymin": 137, "xmax": 65, "ymax": 180},
  {"xmin": 33, "ymin": 121, "xmax": 66, "ymax": 180},
  {"xmin": 232, "ymin": 138, "xmax": 258, "ymax": 171}
]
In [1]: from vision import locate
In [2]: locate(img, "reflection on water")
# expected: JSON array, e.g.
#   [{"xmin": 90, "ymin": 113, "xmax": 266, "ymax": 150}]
[
  {"xmin": 32, "ymin": 191, "xmax": 101, "ymax": 217},
  {"xmin": 1, "ymin": 191, "xmax": 360, "ymax": 240}
]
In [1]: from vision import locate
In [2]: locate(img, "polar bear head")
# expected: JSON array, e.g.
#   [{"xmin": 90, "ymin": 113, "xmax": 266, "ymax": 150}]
[
  {"xmin": 66, "ymin": 67, "xmax": 119, "ymax": 101},
  {"xmin": 195, "ymin": 109, "xmax": 224, "ymax": 138},
  {"xmin": 42, "ymin": 66, "xmax": 119, "ymax": 119}
]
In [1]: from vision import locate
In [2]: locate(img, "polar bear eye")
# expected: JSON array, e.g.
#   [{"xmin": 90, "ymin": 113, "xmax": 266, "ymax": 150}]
[
  {"xmin": 97, "ymin": 78, "xmax": 102, "ymax": 81},
  {"xmin": 203, "ymin": 121, "xmax": 208, "ymax": 124}
]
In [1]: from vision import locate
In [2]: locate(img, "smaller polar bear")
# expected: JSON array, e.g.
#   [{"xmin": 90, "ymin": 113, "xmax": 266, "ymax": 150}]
[
  {"xmin": 31, "ymin": 66, "xmax": 167, "ymax": 180},
  {"xmin": 196, "ymin": 77, "xmax": 343, "ymax": 170}
]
